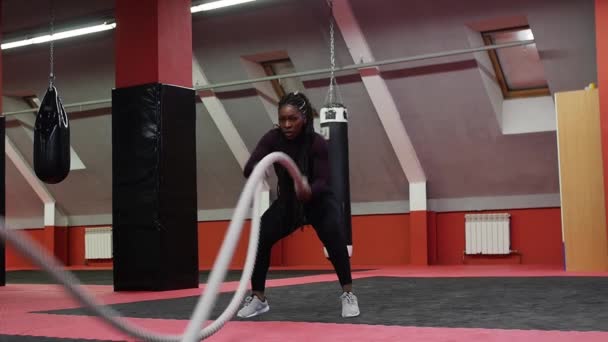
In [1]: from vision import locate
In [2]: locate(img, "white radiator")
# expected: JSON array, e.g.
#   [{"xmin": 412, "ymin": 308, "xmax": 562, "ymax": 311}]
[
  {"xmin": 85, "ymin": 227, "xmax": 113, "ymax": 259},
  {"xmin": 465, "ymin": 213, "xmax": 511, "ymax": 255}
]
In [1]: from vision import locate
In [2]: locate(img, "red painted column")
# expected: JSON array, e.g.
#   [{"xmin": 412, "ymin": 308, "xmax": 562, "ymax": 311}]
[
  {"xmin": 113, "ymin": 0, "xmax": 198, "ymax": 291},
  {"xmin": 43, "ymin": 226, "xmax": 55, "ymax": 264},
  {"xmin": 34, "ymin": 226, "xmax": 68, "ymax": 267},
  {"xmin": 596, "ymin": 0, "xmax": 608, "ymax": 242},
  {"xmin": 427, "ymin": 211, "xmax": 438, "ymax": 265},
  {"xmin": 68, "ymin": 227, "xmax": 87, "ymax": 266},
  {"xmin": 115, "ymin": 0, "xmax": 192, "ymax": 88},
  {"xmin": 410, "ymin": 211, "xmax": 429, "ymax": 265}
]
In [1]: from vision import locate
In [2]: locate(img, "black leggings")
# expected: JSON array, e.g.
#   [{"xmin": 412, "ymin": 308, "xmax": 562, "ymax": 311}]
[{"xmin": 251, "ymin": 193, "xmax": 353, "ymax": 292}]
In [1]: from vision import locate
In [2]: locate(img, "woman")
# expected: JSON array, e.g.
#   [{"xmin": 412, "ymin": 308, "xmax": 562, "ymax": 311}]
[{"xmin": 237, "ymin": 92, "xmax": 360, "ymax": 319}]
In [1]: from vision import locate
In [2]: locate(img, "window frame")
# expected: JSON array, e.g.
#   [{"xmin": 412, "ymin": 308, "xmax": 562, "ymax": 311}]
[
  {"xmin": 261, "ymin": 58, "xmax": 292, "ymax": 100},
  {"xmin": 481, "ymin": 25, "xmax": 550, "ymax": 99}
]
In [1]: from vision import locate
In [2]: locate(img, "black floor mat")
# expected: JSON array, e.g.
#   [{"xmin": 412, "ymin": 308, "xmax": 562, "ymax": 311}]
[
  {"xmin": 41, "ymin": 276, "xmax": 608, "ymax": 332},
  {"xmin": 6, "ymin": 269, "xmax": 337, "ymax": 285}
]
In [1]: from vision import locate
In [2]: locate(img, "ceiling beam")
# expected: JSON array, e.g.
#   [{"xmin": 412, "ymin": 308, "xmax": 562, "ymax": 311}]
[
  {"xmin": 192, "ymin": 56, "xmax": 271, "ymax": 204},
  {"xmin": 332, "ymin": 0, "xmax": 427, "ymax": 210},
  {"xmin": 240, "ymin": 57, "xmax": 280, "ymax": 126},
  {"xmin": 193, "ymin": 56, "xmax": 252, "ymax": 169},
  {"xmin": 8, "ymin": 96, "xmax": 86, "ymax": 171},
  {"xmin": 15, "ymin": 111, "xmax": 86, "ymax": 171},
  {"xmin": 4, "ymin": 135, "xmax": 65, "ymax": 226}
]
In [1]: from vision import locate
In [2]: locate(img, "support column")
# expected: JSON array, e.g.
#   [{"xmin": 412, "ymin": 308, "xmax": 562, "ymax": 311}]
[
  {"xmin": 409, "ymin": 182, "xmax": 429, "ymax": 265},
  {"xmin": 113, "ymin": 0, "xmax": 198, "ymax": 291},
  {"xmin": 596, "ymin": 0, "xmax": 608, "ymax": 248},
  {"xmin": 5, "ymin": 136, "xmax": 64, "ymax": 265},
  {"xmin": 43, "ymin": 203, "xmax": 68, "ymax": 265},
  {"xmin": 332, "ymin": 0, "xmax": 429, "ymax": 266}
]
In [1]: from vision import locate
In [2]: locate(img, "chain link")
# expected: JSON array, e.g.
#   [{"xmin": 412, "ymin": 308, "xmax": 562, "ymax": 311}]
[
  {"xmin": 49, "ymin": 0, "xmax": 55, "ymax": 88},
  {"xmin": 325, "ymin": 0, "xmax": 342, "ymax": 106},
  {"xmin": 328, "ymin": 0, "xmax": 335, "ymax": 105}
]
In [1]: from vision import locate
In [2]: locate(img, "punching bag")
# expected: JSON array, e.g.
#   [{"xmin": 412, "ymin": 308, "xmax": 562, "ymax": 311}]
[
  {"xmin": 320, "ymin": 104, "xmax": 352, "ymax": 258},
  {"xmin": 34, "ymin": 85, "xmax": 70, "ymax": 184}
]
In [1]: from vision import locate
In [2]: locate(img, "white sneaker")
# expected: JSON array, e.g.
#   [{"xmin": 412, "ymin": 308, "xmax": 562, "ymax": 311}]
[
  {"xmin": 340, "ymin": 292, "xmax": 360, "ymax": 318},
  {"xmin": 237, "ymin": 295, "xmax": 270, "ymax": 318}
]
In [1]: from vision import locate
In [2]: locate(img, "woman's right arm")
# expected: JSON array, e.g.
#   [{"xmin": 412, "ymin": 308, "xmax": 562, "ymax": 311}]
[{"xmin": 243, "ymin": 129, "xmax": 276, "ymax": 178}]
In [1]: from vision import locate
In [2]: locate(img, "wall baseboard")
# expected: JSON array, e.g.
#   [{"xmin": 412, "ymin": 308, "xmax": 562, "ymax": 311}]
[{"xmin": 5, "ymin": 193, "xmax": 560, "ymax": 227}]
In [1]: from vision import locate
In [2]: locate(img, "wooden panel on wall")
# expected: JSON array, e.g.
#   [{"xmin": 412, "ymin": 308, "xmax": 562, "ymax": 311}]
[{"xmin": 555, "ymin": 88, "xmax": 608, "ymax": 272}]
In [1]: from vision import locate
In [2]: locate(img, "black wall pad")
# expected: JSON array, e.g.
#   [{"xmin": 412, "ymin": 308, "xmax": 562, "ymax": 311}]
[{"xmin": 112, "ymin": 83, "xmax": 198, "ymax": 291}]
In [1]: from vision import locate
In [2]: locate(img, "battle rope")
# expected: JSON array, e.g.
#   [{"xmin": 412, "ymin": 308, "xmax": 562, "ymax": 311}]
[{"xmin": 0, "ymin": 152, "xmax": 306, "ymax": 342}]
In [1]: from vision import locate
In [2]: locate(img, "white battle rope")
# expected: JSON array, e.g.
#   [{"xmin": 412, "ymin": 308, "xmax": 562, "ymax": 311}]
[{"xmin": 0, "ymin": 152, "xmax": 306, "ymax": 342}]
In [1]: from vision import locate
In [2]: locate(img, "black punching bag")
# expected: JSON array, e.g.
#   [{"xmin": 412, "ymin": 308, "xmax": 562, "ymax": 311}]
[
  {"xmin": 34, "ymin": 85, "xmax": 70, "ymax": 184},
  {"xmin": 320, "ymin": 104, "xmax": 352, "ymax": 257}
]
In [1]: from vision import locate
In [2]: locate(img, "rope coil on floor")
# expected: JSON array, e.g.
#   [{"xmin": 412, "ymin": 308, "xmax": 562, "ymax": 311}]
[{"xmin": 0, "ymin": 152, "xmax": 304, "ymax": 342}]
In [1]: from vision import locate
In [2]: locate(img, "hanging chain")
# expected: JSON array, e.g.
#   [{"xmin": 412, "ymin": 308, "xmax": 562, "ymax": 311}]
[
  {"xmin": 327, "ymin": 0, "xmax": 336, "ymax": 106},
  {"xmin": 324, "ymin": 0, "xmax": 344, "ymax": 107},
  {"xmin": 49, "ymin": 0, "xmax": 55, "ymax": 88}
]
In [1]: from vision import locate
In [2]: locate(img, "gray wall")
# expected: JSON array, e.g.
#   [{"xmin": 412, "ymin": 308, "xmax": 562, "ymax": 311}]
[{"xmin": 3, "ymin": 0, "xmax": 595, "ymax": 224}]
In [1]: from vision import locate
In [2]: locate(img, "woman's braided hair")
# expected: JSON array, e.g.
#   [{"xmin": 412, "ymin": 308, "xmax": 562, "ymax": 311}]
[{"xmin": 275, "ymin": 91, "xmax": 316, "ymax": 227}]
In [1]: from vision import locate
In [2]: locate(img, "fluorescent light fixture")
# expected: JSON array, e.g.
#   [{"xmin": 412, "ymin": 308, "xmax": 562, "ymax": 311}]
[
  {"xmin": 1, "ymin": 22, "xmax": 117, "ymax": 50},
  {"xmin": 191, "ymin": 0, "xmax": 256, "ymax": 13},
  {"xmin": 1, "ymin": 0, "xmax": 255, "ymax": 51}
]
